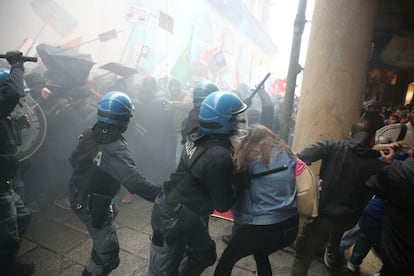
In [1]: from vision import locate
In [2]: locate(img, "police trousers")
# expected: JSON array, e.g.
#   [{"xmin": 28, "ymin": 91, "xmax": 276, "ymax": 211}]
[
  {"xmin": 147, "ymin": 195, "xmax": 216, "ymax": 276},
  {"xmin": 0, "ymin": 188, "xmax": 31, "ymax": 268},
  {"xmin": 70, "ymin": 188, "xmax": 120, "ymax": 276}
]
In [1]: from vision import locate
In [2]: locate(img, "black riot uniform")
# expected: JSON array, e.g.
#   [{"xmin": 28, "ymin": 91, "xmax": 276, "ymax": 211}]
[
  {"xmin": 0, "ymin": 52, "xmax": 34, "ymax": 275},
  {"xmin": 147, "ymin": 91, "xmax": 247, "ymax": 276},
  {"xmin": 69, "ymin": 91, "xmax": 160, "ymax": 276},
  {"xmin": 148, "ymin": 130, "xmax": 234, "ymax": 276}
]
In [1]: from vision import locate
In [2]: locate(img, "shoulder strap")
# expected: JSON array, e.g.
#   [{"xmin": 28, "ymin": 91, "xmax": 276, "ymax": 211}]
[
  {"xmin": 250, "ymin": 165, "xmax": 288, "ymax": 178},
  {"xmin": 397, "ymin": 123, "xmax": 407, "ymax": 141}
]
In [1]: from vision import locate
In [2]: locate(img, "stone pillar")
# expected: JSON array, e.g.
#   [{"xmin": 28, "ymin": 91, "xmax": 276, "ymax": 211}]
[{"xmin": 292, "ymin": 0, "xmax": 378, "ymax": 152}]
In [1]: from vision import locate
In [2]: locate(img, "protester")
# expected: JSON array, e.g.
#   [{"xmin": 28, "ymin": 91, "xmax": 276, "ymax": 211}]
[
  {"xmin": 214, "ymin": 124, "xmax": 298, "ymax": 276},
  {"xmin": 365, "ymin": 146, "xmax": 414, "ymax": 276},
  {"xmin": 68, "ymin": 91, "xmax": 160, "ymax": 275},
  {"xmin": 291, "ymin": 119, "xmax": 393, "ymax": 275},
  {"xmin": 346, "ymin": 195, "xmax": 385, "ymax": 272},
  {"xmin": 361, "ymin": 100, "xmax": 385, "ymax": 131},
  {"xmin": 375, "ymin": 103, "xmax": 414, "ymax": 148},
  {"xmin": 221, "ymin": 85, "xmax": 275, "ymax": 244}
]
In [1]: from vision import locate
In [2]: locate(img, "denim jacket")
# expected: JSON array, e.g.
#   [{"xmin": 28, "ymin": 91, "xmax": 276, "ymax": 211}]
[{"xmin": 232, "ymin": 150, "xmax": 297, "ymax": 225}]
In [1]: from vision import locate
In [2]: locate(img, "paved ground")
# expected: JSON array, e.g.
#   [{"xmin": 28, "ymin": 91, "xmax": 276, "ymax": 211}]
[{"xmin": 17, "ymin": 198, "xmax": 382, "ymax": 276}]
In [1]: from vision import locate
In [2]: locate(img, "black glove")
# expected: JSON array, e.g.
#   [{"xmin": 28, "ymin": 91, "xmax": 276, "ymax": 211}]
[
  {"xmin": 0, "ymin": 154, "xmax": 19, "ymax": 181},
  {"xmin": 165, "ymin": 205, "xmax": 200, "ymax": 246},
  {"xmin": 15, "ymin": 115, "xmax": 31, "ymax": 129},
  {"xmin": 6, "ymin": 51, "xmax": 23, "ymax": 66},
  {"xmin": 88, "ymin": 193, "xmax": 113, "ymax": 228}
]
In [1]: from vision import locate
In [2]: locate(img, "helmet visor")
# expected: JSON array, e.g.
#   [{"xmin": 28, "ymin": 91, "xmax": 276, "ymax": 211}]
[{"xmin": 230, "ymin": 113, "xmax": 248, "ymax": 146}]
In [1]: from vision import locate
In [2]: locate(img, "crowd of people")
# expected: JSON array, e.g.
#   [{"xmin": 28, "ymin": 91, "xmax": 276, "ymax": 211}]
[{"xmin": 1, "ymin": 50, "xmax": 413, "ymax": 276}]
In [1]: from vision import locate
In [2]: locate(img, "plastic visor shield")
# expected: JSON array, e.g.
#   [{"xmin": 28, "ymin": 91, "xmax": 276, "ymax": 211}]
[{"xmin": 230, "ymin": 112, "xmax": 248, "ymax": 147}]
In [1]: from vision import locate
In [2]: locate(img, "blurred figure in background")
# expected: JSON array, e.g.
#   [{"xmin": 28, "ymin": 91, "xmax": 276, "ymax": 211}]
[
  {"xmin": 180, "ymin": 80, "xmax": 219, "ymax": 143},
  {"xmin": 133, "ymin": 75, "xmax": 176, "ymax": 183},
  {"xmin": 361, "ymin": 100, "xmax": 385, "ymax": 131},
  {"xmin": 164, "ymin": 78, "xmax": 191, "ymax": 163}
]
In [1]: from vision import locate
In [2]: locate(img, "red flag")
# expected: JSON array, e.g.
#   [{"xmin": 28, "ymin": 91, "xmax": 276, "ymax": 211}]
[
  {"xmin": 200, "ymin": 33, "xmax": 225, "ymax": 65},
  {"xmin": 272, "ymin": 78, "xmax": 287, "ymax": 94}
]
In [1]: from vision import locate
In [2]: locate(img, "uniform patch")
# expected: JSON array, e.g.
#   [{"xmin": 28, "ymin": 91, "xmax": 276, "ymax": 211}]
[{"xmin": 93, "ymin": 151, "xmax": 102, "ymax": 166}]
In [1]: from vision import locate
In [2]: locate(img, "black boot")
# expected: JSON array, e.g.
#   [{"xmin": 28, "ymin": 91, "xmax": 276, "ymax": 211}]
[
  {"xmin": 82, "ymin": 268, "xmax": 92, "ymax": 276},
  {"xmin": 6, "ymin": 263, "xmax": 35, "ymax": 276}
]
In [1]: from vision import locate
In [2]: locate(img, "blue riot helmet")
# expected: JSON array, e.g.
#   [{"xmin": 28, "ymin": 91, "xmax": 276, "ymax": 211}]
[
  {"xmin": 0, "ymin": 68, "xmax": 30, "ymax": 94},
  {"xmin": 193, "ymin": 80, "xmax": 219, "ymax": 107},
  {"xmin": 0, "ymin": 68, "xmax": 9, "ymax": 87},
  {"xmin": 199, "ymin": 91, "xmax": 247, "ymax": 135},
  {"xmin": 97, "ymin": 91, "xmax": 134, "ymax": 127}
]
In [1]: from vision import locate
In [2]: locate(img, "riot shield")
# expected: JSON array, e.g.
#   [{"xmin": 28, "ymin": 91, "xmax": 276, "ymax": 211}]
[{"xmin": 13, "ymin": 94, "xmax": 47, "ymax": 161}]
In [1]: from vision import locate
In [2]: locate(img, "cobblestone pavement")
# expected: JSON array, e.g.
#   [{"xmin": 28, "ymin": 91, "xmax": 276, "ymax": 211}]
[{"xmin": 17, "ymin": 199, "xmax": 382, "ymax": 276}]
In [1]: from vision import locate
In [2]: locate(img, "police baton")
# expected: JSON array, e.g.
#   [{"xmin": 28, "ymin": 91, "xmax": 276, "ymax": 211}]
[
  {"xmin": 247, "ymin": 72, "xmax": 271, "ymax": 101},
  {"xmin": 0, "ymin": 54, "xmax": 38, "ymax": 63}
]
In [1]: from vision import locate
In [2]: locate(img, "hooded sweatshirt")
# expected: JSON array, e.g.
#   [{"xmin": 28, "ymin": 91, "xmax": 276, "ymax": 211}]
[{"xmin": 298, "ymin": 132, "xmax": 386, "ymax": 221}]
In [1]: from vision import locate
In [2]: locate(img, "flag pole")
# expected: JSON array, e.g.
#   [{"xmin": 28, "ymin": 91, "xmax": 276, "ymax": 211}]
[
  {"xmin": 119, "ymin": 23, "xmax": 137, "ymax": 63},
  {"xmin": 25, "ymin": 11, "xmax": 54, "ymax": 56}
]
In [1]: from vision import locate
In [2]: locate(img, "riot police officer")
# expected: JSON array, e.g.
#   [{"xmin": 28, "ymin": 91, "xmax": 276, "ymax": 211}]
[
  {"xmin": 147, "ymin": 91, "xmax": 247, "ymax": 275},
  {"xmin": 68, "ymin": 91, "xmax": 161, "ymax": 276},
  {"xmin": 180, "ymin": 80, "xmax": 219, "ymax": 144},
  {"xmin": 0, "ymin": 51, "xmax": 34, "ymax": 275}
]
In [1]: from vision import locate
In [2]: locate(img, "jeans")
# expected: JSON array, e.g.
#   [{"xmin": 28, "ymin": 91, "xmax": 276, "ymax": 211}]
[
  {"xmin": 349, "ymin": 214, "xmax": 382, "ymax": 266},
  {"xmin": 291, "ymin": 215, "xmax": 357, "ymax": 276},
  {"xmin": 339, "ymin": 223, "xmax": 361, "ymax": 252},
  {"xmin": 214, "ymin": 215, "xmax": 298, "ymax": 276}
]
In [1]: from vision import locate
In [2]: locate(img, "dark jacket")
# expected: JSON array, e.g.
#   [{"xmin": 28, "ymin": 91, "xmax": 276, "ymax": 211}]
[
  {"xmin": 69, "ymin": 128, "xmax": 160, "ymax": 201},
  {"xmin": 0, "ymin": 64, "xmax": 24, "ymax": 183},
  {"xmin": 366, "ymin": 157, "xmax": 414, "ymax": 275},
  {"xmin": 0, "ymin": 64, "xmax": 24, "ymax": 152},
  {"xmin": 297, "ymin": 132, "xmax": 386, "ymax": 221},
  {"xmin": 181, "ymin": 108, "xmax": 199, "ymax": 144},
  {"xmin": 165, "ymin": 129, "xmax": 234, "ymax": 215}
]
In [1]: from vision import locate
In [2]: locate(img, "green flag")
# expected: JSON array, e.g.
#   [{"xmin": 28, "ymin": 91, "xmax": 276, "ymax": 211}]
[{"xmin": 171, "ymin": 28, "xmax": 194, "ymax": 84}]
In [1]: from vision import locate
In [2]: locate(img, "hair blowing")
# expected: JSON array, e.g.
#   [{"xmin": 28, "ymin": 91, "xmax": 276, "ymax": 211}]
[{"xmin": 233, "ymin": 124, "xmax": 293, "ymax": 173}]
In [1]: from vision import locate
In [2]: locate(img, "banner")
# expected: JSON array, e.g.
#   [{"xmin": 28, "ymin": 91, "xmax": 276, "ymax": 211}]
[
  {"xmin": 159, "ymin": 11, "xmax": 174, "ymax": 34},
  {"xmin": 31, "ymin": 0, "xmax": 78, "ymax": 37},
  {"xmin": 125, "ymin": 5, "xmax": 150, "ymax": 26}
]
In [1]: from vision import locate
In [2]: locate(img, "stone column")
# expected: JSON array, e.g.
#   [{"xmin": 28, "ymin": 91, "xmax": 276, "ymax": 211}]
[{"xmin": 292, "ymin": 0, "xmax": 378, "ymax": 152}]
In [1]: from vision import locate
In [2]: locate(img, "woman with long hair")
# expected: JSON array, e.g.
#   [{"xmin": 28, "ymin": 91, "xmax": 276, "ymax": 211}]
[{"xmin": 214, "ymin": 124, "xmax": 299, "ymax": 276}]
